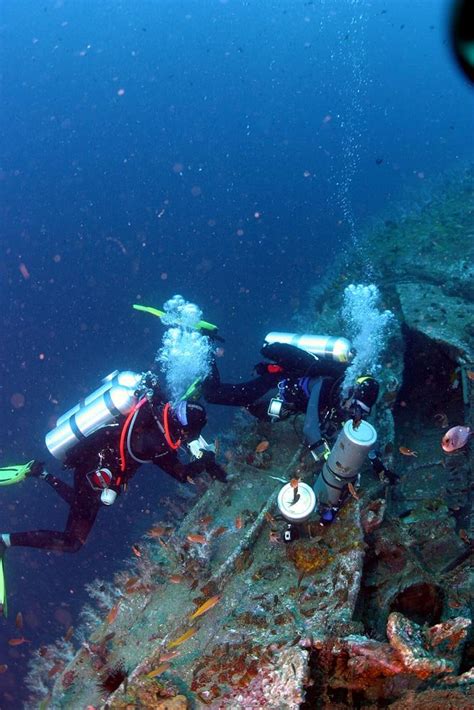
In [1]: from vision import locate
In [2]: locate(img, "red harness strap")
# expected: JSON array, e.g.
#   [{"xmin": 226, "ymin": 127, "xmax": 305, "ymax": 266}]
[
  {"xmin": 163, "ymin": 402, "xmax": 181, "ymax": 450},
  {"xmin": 118, "ymin": 396, "xmax": 148, "ymax": 480}
]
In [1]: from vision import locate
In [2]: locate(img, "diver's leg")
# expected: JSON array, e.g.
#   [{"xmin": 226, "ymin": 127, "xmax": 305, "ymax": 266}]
[{"xmin": 5, "ymin": 481, "xmax": 101, "ymax": 553}]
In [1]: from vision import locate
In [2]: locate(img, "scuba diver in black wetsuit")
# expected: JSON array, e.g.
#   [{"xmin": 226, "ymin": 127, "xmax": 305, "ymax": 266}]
[
  {"xmin": 203, "ymin": 339, "xmax": 380, "ymax": 462},
  {"xmin": 0, "ymin": 372, "xmax": 226, "ymax": 558}
]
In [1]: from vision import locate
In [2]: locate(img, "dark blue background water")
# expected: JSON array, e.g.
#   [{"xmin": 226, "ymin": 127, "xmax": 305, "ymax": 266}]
[{"xmin": 0, "ymin": 0, "xmax": 471, "ymax": 705}]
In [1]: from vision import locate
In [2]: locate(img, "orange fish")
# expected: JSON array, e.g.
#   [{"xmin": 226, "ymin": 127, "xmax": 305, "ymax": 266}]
[
  {"xmin": 147, "ymin": 525, "xmax": 167, "ymax": 538},
  {"xmin": 146, "ymin": 662, "xmax": 170, "ymax": 678},
  {"xmin": 64, "ymin": 626, "xmax": 74, "ymax": 642},
  {"xmin": 235, "ymin": 516, "xmax": 243, "ymax": 530},
  {"xmin": 169, "ymin": 574, "xmax": 185, "ymax": 584},
  {"xmin": 255, "ymin": 440, "xmax": 269, "ymax": 453},
  {"xmin": 186, "ymin": 533, "xmax": 207, "ymax": 545},
  {"xmin": 131, "ymin": 545, "xmax": 142, "ymax": 558},
  {"xmin": 290, "ymin": 478, "xmax": 300, "ymax": 489},
  {"xmin": 124, "ymin": 576, "xmax": 140, "ymax": 592},
  {"xmin": 186, "ymin": 476, "xmax": 196, "ymax": 485},
  {"xmin": 168, "ymin": 627, "xmax": 197, "ymax": 648},
  {"xmin": 212, "ymin": 526, "xmax": 228, "ymax": 538},
  {"xmin": 0, "ymin": 664, "xmax": 7, "ymax": 673},
  {"xmin": 265, "ymin": 511, "xmax": 276, "ymax": 525},
  {"xmin": 189, "ymin": 595, "xmax": 221, "ymax": 620},
  {"xmin": 199, "ymin": 515, "xmax": 213, "ymax": 528},
  {"xmin": 347, "ymin": 482, "xmax": 359, "ymax": 500},
  {"xmin": 106, "ymin": 603, "xmax": 120, "ymax": 625},
  {"xmin": 466, "ymin": 370, "xmax": 474, "ymax": 381},
  {"xmin": 8, "ymin": 637, "xmax": 30, "ymax": 646},
  {"xmin": 15, "ymin": 612, "xmax": 23, "ymax": 630},
  {"xmin": 48, "ymin": 661, "xmax": 64, "ymax": 677},
  {"xmin": 399, "ymin": 446, "xmax": 417, "ymax": 457},
  {"xmin": 459, "ymin": 529, "xmax": 470, "ymax": 544}
]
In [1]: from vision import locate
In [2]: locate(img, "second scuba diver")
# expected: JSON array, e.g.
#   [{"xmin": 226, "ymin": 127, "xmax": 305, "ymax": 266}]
[{"xmin": 204, "ymin": 338, "xmax": 380, "ymax": 459}]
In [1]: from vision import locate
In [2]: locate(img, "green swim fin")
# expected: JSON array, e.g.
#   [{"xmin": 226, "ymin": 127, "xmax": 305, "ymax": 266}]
[
  {"xmin": 132, "ymin": 304, "xmax": 218, "ymax": 332},
  {"xmin": 0, "ymin": 460, "xmax": 35, "ymax": 486}
]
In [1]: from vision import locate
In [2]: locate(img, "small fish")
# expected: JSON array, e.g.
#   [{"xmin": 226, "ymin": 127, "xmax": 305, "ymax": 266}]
[
  {"xmin": 159, "ymin": 649, "xmax": 181, "ymax": 662},
  {"xmin": 235, "ymin": 516, "xmax": 244, "ymax": 530},
  {"xmin": 348, "ymin": 482, "xmax": 359, "ymax": 500},
  {"xmin": 399, "ymin": 446, "xmax": 417, "ymax": 457},
  {"xmin": 15, "ymin": 612, "xmax": 23, "ymax": 629},
  {"xmin": 212, "ymin": 525, "xmax": 228, "ymax": 537},
  {"xmin": 269, "ymin": 530, "xmax": 280, "ymax": 544},
  {"xmin": 441, "ymin": 426, "xmax": 472, "ymax": 453},
  {"xmin": 147, "ymin": 525, "xmax": 167, "ymax": 538},
  {"xmin": 199, "ymin": 515, "xmax": 213, "ymax": 528},
  {"xmin": 131, "ymin": 545, "xmax": 142, "ymax": 558},
  {"xmin": 106, "ymin": 603, "xmax": 120, "ymax": 625},
  {"xmin": 290, "ymin": 478, "xmax": 300, "ymax": 489},
  {"xmin": 265, "ymin": 511, "xmax": 276, "ymax": 525},
  {"xmin": 466, "ymin": 370, "xmax": 474, "ymax": 381},
  {"xmin": 255, "ymin": 440, "xmax": 269, "ymax": 453},
  {"xmin": 8, "ymin": 637, "xmax": 30, "ymax": 646},
  {"xmin": 146, "ymin": 662, "xmax": 170, "ymax": 678},
  {"xmin": 169, "ymin": 574, "xmax": 185, "ymax": 584},
  {"xmin": 459, "ymin": 529, "xmax": 470, "ymax": 544},
  {"xmin": 186, "ymin": 533, "xmax": 207, "ymax": 545},
  {"xmin": 186, "ymin": 476, "xmax": 196, "ymax": 485},
  {"xmin": 124, "ymin": 576, "xmax": 140, "ymax": 592},
  {"xmin": 48, "ymin": 661, "xmax": 64, "ymax": 678},
  {"xmin": 0, "ymin": 664, "xmax": 8, "ymax": 673},
  {"xmin": 64, "ymin": 625, "xmax": 74, "ymax": 642},
  {"xmin": 167, "ymin": 627, "xmax": 197, "ymax": 648},
  {"xmin": 189, "ymin": 595, "xmax": 221, "ymax": 620}
]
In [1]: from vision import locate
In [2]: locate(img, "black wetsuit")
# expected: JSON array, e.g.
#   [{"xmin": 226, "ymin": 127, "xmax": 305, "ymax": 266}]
[
  {"xmin": 9, "ymin": 387, "xmax": 220, "ymax": 553},
  {"xmin": 203, "ymin": 342, "xmax": 347, "ymax": 448}
]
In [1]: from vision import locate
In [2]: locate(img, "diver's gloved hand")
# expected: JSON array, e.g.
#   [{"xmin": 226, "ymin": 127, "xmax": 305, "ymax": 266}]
[
  {"xmin": 27, "ymin": 460, "xmax": 46, "ymax": 478},
  {"xmin": 309, "ymin": 439, "xmax": 331, "ymax": 463},
  {"xmin": 200, "ymin": 450, "xmax": 227, "ymax": 482}
]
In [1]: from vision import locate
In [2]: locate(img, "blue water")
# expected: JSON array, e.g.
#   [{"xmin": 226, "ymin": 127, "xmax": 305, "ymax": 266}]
[{"xmin": 0, "ymin": 0, "xmax": 471, "ymax": 705}]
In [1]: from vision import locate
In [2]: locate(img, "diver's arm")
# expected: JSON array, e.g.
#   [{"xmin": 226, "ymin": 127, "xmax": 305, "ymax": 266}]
[{"xmin": 203, "ymin": 372, "xmax": 278, "ymax": 407}]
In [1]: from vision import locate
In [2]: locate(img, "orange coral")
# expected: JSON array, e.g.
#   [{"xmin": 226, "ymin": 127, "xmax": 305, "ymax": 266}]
[{"xmin": 289, "ymin": 542, "xmax": 331, "ymax": 573}]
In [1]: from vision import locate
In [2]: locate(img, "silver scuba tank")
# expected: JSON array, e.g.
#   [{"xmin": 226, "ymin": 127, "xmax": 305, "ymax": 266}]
[
  {"xmin": 313, "ymin": 420, "xmax": 377, "ymax": 507},
  {"xmin": 264, "ymin": 332, "xmax": 354, "ymax": 363},
  {"xmin": 45, "ymin": 370, "xmax": 143, "ymax": 460}
]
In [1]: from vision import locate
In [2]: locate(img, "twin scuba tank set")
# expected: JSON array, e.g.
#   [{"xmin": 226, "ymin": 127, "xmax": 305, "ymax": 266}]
[
  {"xmin": 45, "ymin": 370, "xmax": 156, "ymax": 505},
  {"xmin": 263, "ymin": 333, "xmax": 378, "ymax": 538}
]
